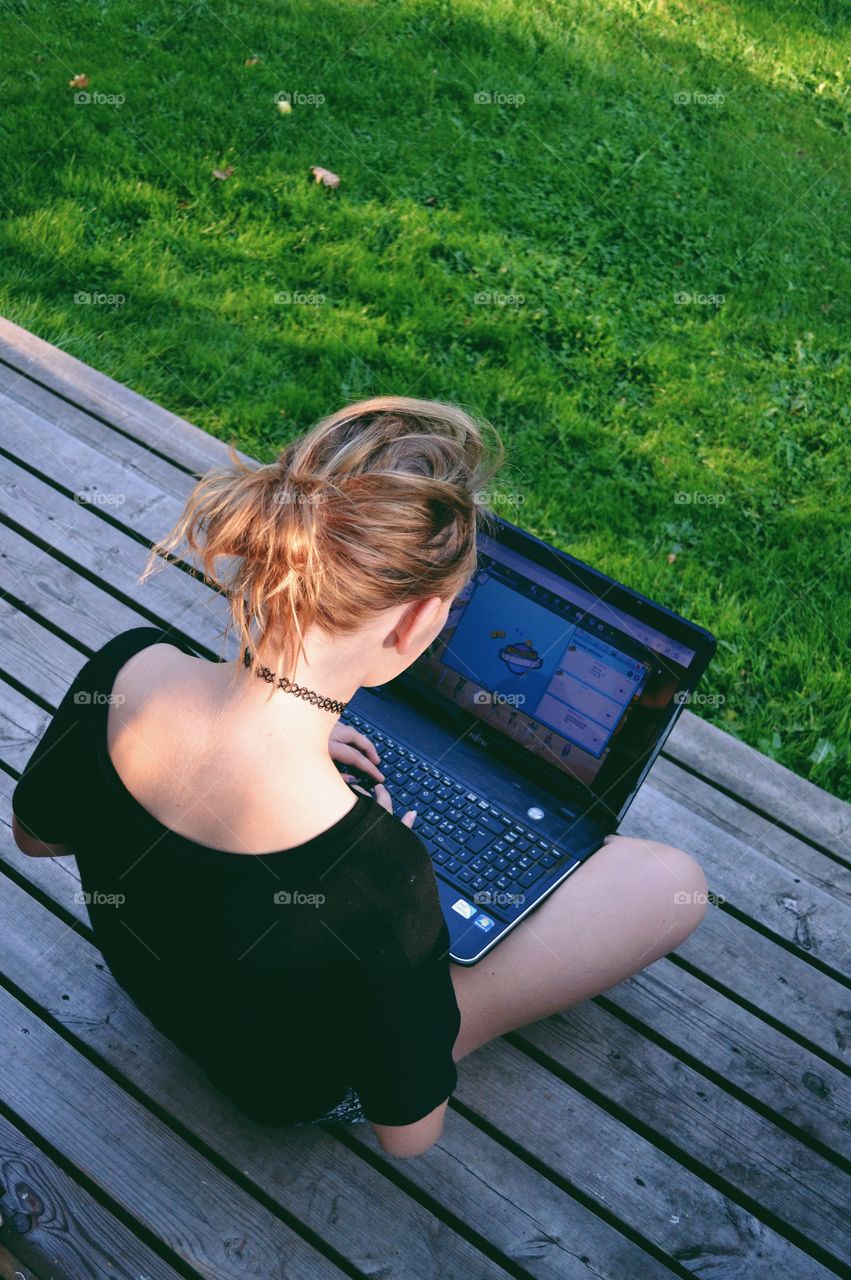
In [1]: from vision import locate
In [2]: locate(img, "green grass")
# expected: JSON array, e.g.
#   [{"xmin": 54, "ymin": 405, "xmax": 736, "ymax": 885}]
[{"xmin": 1, "ymin": 0, "xmax": 849, "ymax": 799}]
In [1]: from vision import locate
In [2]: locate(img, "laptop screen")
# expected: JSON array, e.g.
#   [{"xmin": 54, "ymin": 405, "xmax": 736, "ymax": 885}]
[{"xmin": 404, "ymin": 524, "xmax": 707, "ymax": 822}]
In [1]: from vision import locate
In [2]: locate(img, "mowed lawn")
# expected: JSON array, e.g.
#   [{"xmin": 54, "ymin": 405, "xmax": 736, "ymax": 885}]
[{"xmin": 1, "ymin": 0, "xmax": 848, "ymax": 798}]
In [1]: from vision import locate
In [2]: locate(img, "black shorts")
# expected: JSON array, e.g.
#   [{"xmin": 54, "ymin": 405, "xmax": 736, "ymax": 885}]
[{"xmin": 295, "ymin": 1085, "xmax": 366, "ymax": 1126}]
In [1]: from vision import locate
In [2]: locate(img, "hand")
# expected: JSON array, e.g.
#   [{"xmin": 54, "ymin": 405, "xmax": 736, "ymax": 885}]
[
  {"xmin": 328, "ymin": 723, "xmax": 385, "ymax": 785},
  {"xmin": 342, "ymin": 778, "xmax": 416, "ymax": 830}
]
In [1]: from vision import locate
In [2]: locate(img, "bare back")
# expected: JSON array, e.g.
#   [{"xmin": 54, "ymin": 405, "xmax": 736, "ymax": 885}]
[{"xmin": 107, "ymin": 644, "xmax": 357, "ymax": 854}]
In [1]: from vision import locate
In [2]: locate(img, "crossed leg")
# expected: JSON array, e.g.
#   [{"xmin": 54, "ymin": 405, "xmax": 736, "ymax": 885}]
[{"xmin": 449, "ymin": 835, "xmax": 708, "ymax": 1061}]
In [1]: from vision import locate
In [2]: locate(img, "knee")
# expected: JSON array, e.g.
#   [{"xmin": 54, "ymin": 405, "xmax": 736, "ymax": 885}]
[
  {"xmin": 611, "ymin": 837, "xmax": 709, "ymax": 950},
  {"xmin": 646, "ymin": 841, "xmax": 709, "ymax": 946}
]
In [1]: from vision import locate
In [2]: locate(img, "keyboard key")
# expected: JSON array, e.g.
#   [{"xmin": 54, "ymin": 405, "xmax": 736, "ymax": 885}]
[
  {"xmin": 520, "ymin": 866, "xmax": 546, "ymax": 888},
  {"xmin": 435, "ymin": 834, "xmax": 461, "ymax": 856},
  {"xmin": 464, "ymin": 831, "xmax": 491, "ymax": 854}
]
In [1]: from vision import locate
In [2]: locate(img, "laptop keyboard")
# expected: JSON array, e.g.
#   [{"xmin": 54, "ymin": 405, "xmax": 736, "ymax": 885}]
[{"xmin": 342, "ymin": 710, "xmax": 580, "ymax": 920}]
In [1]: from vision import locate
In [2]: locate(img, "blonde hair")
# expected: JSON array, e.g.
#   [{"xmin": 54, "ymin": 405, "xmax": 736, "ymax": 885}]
[{"xmin": 141, "ymin": 396, "xmax": 504, "ymax": 681}]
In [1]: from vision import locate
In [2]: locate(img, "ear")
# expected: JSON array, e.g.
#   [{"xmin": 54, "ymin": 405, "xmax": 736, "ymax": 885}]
[{"xmin": 391, "ymin": 596, "xmax": 447, "ymax": 656}]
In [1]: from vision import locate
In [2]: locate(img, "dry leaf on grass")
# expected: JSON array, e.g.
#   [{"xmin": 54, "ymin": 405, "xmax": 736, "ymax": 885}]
[
  {"xmin": 212, "ymin": 166, "xmax": 234, "ymax": 181},
  {"xmin": 244, "ymin": 56, "xmax": 259, "ymax": 66},
  {"xmin": 69, "ymin": 73, "xmax": 89, "ymax": 88},
  {"xmin": 311, "ymin": 165, "xmax": 340, "ymax": 188}
]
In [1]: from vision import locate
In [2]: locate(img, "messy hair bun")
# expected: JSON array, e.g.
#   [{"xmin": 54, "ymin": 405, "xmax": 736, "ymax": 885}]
[{"xmin": 142, "ymin": 396, "xmax": 504, "ymax": 677}]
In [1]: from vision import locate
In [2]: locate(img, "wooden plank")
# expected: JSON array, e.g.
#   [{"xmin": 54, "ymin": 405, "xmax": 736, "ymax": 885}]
[
  {"xmin": 678, "ymin": 897, "xmax": 851, "ymax": 1068},
  {"xmin": 0, "ymin": 1108, "xmax": 184, "ymax": 1280},
  {"xmin": 0, "ymin": 455, "xmax": 227, "ymax": 655},
  {"xmin": 453, "ymin": 1041, "xmax": 838, "ymax": 1280},
  {"xmin": 0, "ymin": 315, "xmax": 252, "ymax": 475},
  {"xmin": 0, "ymin": 991, "xmax": 349, "ymax": 1280},
  {"xmin": 664, "ymin": 713, "xmax": 851, "ymax": 863},
  {"xmin": 514, "ymin": 1005, "xmax": 851, "ymax": 1268},
  {"xmin": 0, "ymin": 1245, "xmax": 39, "ymax": 1280},
  {"xmin": 346, "ymin": 1118, "xmax": 682, "ymax": 1280},
  {"xmin": 624, "ymin": 782, "xmax": 851, "ymax": 979},
  {"xmin": 0, "ymin": 852, "xmax": 555, "ymax": 1280},
  {"xmin": 0, "ymin": 367, "xmax": 206, "ymax": 501},
  {"xmin": 0, "ymin": 843, "xmax": 832, "ymax": 1280},
  {"xmin": 602, "ymin": 962, "xmax": 851, "ymax": 1163},
  {"xmin": 2, "ymin": 394, "xmax": 184, "ymax": 543},
  {"xmin": 649, "ymin": 755, "xmax": 851, "ymax": 907}
]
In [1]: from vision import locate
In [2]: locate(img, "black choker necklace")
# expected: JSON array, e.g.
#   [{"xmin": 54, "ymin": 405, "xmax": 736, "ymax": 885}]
[{"xmin": 242, "ymin": 648, "xmax": 348, "ymax": 715}]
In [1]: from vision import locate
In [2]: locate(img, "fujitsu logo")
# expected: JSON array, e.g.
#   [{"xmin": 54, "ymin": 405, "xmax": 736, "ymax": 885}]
[{"xmin": 469, "ymin": 730, "xmax": 489, "ymax": 748}]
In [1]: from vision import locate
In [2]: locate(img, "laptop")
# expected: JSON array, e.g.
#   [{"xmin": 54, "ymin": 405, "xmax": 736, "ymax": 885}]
[{"xmin": 339, "ymin": 515, "xmax": 716, "ymax": 964}]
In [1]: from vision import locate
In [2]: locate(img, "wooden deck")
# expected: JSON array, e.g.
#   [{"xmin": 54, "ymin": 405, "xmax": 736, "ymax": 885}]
[{"xmin": 0, "ymin": 313, "xmax": 849, "ymax": 1280}]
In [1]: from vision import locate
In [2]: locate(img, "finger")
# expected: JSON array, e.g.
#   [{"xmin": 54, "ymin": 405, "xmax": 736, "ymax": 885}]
[
  {"xmin": 355, "ymin": 731, "xmax": 381, "ymax": 766},
  {"xmin": 401, "ymin": 810, "xmax": 417, "ymax": 829},
  {"xmin": 335, "ymin": 726, "xmax": 381, "ymax": 766},
  {"xmin": 372, "ymin": 782, "xmax": 393, "ymax": 814},
  {"xmin": 332, "ymin": 743, "xmax": 385, "ymax": 782}
]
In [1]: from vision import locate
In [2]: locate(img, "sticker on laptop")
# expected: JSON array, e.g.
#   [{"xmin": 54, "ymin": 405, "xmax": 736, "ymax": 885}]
[
  {"xmin": 474, "ymin": 914, "xmax": 495, "ymax": 932},
  {"xmin": 451, "ymin": 899, "xmax": 476, "ymax": 919}
]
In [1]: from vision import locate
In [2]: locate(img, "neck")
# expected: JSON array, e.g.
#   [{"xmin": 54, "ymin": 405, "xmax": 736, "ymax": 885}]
[{"xmin": 212, "ymin": 643, "xmax": 361, "ymax": 763}]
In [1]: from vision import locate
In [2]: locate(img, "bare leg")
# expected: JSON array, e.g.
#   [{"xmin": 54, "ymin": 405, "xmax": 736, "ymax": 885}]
[{"xmin": 450, "ymin": 835, "xmax": 708, "ymax": 1061}]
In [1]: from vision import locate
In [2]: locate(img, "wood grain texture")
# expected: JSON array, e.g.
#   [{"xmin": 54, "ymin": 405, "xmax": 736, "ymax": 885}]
[{"xmin": 0, "ymin": 1109, "xmax": 184, "ymax": 1280}]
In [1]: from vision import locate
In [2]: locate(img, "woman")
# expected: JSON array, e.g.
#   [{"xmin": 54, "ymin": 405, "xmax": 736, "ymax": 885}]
[{"xmin": 11, "ymin": 396, "xmax": 707, "ymax": 1159}]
